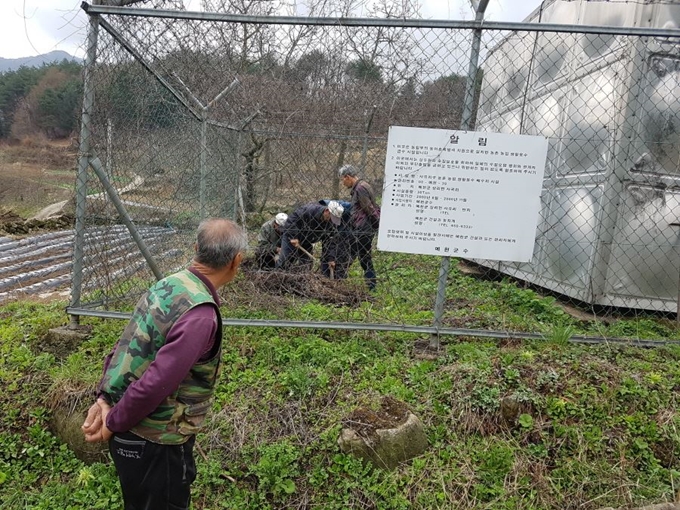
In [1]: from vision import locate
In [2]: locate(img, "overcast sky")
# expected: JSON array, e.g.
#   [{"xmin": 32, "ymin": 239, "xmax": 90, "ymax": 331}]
[{"xmin": 0, "ymin": 0, "xmax": 543, "ymax": 59}]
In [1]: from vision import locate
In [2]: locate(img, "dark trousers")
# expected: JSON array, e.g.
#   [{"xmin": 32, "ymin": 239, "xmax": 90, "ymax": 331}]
[
  {"xmin": 321, "ymin": 235, "xmax": 352, "ymax": 280},
  {"xmin": 352, "ymin": 232, "xmax": 376, "ymax": 290},
  {"xmin": 109, "ymin": 432, "xmax": 196, "ymax": 510}
]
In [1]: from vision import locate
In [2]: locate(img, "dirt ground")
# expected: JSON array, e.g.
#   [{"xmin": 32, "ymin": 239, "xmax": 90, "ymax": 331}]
[{"xmin": 0, "ymin": 138, "xmax": 77, "ymax": 222}]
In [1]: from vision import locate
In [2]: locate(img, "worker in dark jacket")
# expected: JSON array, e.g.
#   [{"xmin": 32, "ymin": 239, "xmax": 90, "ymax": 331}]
[
  {"xmin": 319, "ymin": 199, "xmax": 353, "ymax": 279},
  {"xmin": 275, "ymin": 200, "xmax": 343, "ymax": 270}
]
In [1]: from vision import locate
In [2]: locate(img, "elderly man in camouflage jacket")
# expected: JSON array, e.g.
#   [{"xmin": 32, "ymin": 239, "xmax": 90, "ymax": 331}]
[{"xmin": 82, "ymin": 218, "xmax": 247, "ymax": 510}]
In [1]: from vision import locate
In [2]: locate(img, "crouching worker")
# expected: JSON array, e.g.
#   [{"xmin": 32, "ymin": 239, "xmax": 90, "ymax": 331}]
[
  {"xmin": 319, "ymin": 199, "xmax": 353, "ymax": 279},
  {"xmin": 82, "ymin": 218, "xmax": 248, "ymax": 510},
  {"xmin": 255, "ymin": 212, "xmax": 288, "ymax": 269},
  {"xmin": 275, "ymin": 200, "xmax": 343, "ymax": 270}
]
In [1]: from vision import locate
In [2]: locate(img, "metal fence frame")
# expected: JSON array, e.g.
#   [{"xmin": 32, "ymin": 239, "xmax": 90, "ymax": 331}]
[{"xmin": 67, "ymin": 0, "xmax": 680, "ymax": 346}]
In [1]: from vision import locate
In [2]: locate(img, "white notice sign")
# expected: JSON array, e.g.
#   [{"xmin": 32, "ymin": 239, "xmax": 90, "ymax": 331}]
[{"xmin": 378, "ymin": 126, "xmax": 548, "ymax": 262}]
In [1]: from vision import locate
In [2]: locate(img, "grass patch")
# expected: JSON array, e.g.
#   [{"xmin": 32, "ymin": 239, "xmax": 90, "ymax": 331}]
[{"xmin": 2, "ymin": 259, "xmax": 680, "ymax": 508}]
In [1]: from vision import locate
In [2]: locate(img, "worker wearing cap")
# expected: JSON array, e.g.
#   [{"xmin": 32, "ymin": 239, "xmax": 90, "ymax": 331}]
[
  {"xmin": 276, "ymin": 201, "xmax": 343, "ymax": 271},
  {"xmin": 319, "ymin": 199, "xmax": 353, "ymax": 280},
  {"xmin": 255, "ymin": 212, "xmax": 288, "ymax": 270}
]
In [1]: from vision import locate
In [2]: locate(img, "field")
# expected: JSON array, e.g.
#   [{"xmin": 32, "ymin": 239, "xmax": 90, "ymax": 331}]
[
  {"xmin": 0, "ymin": 138, "xmax": 76, "ymax": 222},
  {"xmin": 0, "ymin": 140, "xmax": 80, "ymax": 303}
]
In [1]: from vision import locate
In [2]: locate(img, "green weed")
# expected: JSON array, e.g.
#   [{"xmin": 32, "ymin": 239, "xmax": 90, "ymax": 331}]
[
  {"xmin": 3, "ymin": 276, "xmax": 680, "ymax": 509},
  {"xmin": 544, "ymin": 323, "xmax": 576, "ymax": 346}
]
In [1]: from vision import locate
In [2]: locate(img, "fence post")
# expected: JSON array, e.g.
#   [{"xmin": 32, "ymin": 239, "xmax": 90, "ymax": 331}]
[
  {"xmin": 69, "ymin": 2, "xmax": 100, "ymax": 328},
  {"xmin": 235, "ymin": 130, "xmax": 244, "ymax": 223},
  {"xmin": 200, "ymin": 110, "xmax": 208, "ymax": 219},
  {"xmin": 88, "ymin": 155, "xmax": 164, "ymax": 281},
  {"xmin": 430, "ymin": 0, "xmax": 489, "ymax": 349}
]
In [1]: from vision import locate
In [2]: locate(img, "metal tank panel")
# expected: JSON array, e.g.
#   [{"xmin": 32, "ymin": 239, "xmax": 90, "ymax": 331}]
[
  {"xmin": 496, "ymin": 33, "xmax": 535, "ymax": 110},
  {"xmin": 577, "ymin": 2, "xmax": 633, "ymax": 61},
  {"xmin": 543, "ymin": 186, "xmax": 601, "ymax": 286},
  {"xmin": 499, "ymin": 109, "xmax": 521, "ymax": 134},
  {"xmin": 499, "ymin": 188, "xmax": 600, "ymax": 304},
  {"xmin": 498, "ymin": 184, "xmax": 602, "ymax": 304},
  {"xmin": 507, "ymin": 65, "xmax": 530, "ymax": 102},
  {"xmin": 605, "ymin": 185, "xmax": 680, "ymax": 301},
  {"xmin": 529, "ymin": 94, "xmax": 562, "ymax": 138},
  {"xmin": 529, "ymin": 0, "xmax": 578, "ymax": 87},
  {"xmin": 506, "ymin": 34, "xmax": 534, "ymax": 102},
  {"xmin": 637, "ymin": 54, "xmax": 680, "ymax": 176},
  {"xmin": 526, "ymin": 92, "xmax": 564, "ymax": 179},
  {"xmin": 503, "ymin": 188, "xmax": 552, "ymax": 275},
  {"xmin": 563, "ymin": 67, "xmax": 619, "ymax": 175},
  {"xmin": 600, "ymin": 49, "xmax": 680, "ymax": 309},
  {"xmin": 649, "ymin": 3, "xmax": 680, "ymax": 31},
  {"xmin": 475, "ymin": 0, "xmax": 680, "ymax": 311},
  {"xmin": 526, "ymin": 0, "xmax": 578, "ymax": 24},
  {"xmin": 534, "ymin": 33, "xmax": 570, "ymax": 85}
]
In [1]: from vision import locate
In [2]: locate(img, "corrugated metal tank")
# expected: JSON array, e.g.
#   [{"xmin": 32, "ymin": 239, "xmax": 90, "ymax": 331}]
[{"xmin": 475, "ymin": 0, "xmax": 680, "ymax": 311}]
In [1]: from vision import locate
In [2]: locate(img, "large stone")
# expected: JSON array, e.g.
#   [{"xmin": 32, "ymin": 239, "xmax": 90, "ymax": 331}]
[
  {"xmin": 31, "ymin": 199, "xmax": 74, "ymax": 221},
  {"xmin": 338, "ymin": 396, "xmax": 428, "ymax": 470}
]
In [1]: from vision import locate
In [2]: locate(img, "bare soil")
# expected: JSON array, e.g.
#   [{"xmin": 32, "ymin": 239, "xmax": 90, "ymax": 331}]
[
  {"xmin": 0, "ymin": 138, "xmax": 77, "ymax": 222},
  {"xmin": 342, "ymin": 396, "xmax": 410, "ymax": 441}
]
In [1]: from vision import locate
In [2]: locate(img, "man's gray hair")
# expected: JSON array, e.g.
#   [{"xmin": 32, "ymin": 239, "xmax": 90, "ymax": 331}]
[
  {"xmin": 338, "ymin": 164, "xmax": 359, "ymax": 178},
  {"xmin": 195, "ymin": 218, "xmax": 248, "ymax": 269}
]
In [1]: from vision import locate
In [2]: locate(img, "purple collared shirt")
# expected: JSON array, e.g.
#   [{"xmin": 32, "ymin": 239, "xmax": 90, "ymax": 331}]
[{"xmin": 100, "ymin": 267, "xmax": 220, "ymax": 433}]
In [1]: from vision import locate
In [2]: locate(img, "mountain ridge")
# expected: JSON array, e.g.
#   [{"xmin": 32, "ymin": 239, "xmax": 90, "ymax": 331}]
[{"xmin": 0, "ymin": 50, "xmax": 82, "ymax": 74}]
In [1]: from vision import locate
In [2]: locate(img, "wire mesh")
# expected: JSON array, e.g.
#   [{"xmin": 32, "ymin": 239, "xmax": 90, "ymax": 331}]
[
  {"xmin": 474, "ymin": 11, "xmax": 680, "ymax": 319},
  {"xmin": 59, "ymin": 0, "xmax": 680, "ymax": 341}
]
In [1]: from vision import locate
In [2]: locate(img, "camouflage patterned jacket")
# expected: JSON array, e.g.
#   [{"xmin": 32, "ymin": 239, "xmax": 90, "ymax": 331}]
[
  {"xmin": 256, "ymin": 218, "xmax": 282, "ymax": 257},
  {"xmin": 99, "ymin": 269, "xmax": 223, "ymax": 445}
]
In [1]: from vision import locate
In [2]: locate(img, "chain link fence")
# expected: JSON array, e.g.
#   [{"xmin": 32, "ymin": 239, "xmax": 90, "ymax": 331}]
[{"xmin": 63, "ymin": 0, "xmax": 680, "ymax": 342}]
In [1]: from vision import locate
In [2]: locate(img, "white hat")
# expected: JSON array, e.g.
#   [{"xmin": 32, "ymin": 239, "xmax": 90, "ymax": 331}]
[
  {"xmin": 327, "ymin": 200, "xmax": 344, "ymax": 226},
  {"xmin": 275, "ymin": 212, "xmax": 288, "ymax": 226}
]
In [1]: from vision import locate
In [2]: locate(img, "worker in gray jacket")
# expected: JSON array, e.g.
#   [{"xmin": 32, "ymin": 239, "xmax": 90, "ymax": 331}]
[{"xmin": 255, "ymin": 212, "xmax": 288, "ymax": 270}]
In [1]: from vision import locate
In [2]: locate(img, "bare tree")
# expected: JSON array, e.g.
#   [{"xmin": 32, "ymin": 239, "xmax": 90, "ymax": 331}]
[
  {"xmin": 202, "ymin": 0, "xmax": 279, "ymax": 72},
  {"xmin": 241, "ymin": 131, "xmax": 270, "ymax": 212}
]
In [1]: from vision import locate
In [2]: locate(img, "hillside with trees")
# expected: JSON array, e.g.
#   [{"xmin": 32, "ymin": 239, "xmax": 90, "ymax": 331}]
[{"xmin": 0, "ymin": 60, "xmax": 83, "ymax": 141}]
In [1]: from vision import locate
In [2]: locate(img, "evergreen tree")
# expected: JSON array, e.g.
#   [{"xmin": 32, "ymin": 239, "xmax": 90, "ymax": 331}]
[
  {"xmin": 0, "ymin": 59, "xmax": 83, "ymax": 139},
  {"xmin": 37, "ymin": 78, "xmax": 83, "ymax": 137},
  {"xmin": 0, "ymin": 66, "xmax": 42, "ymax": 137}
]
